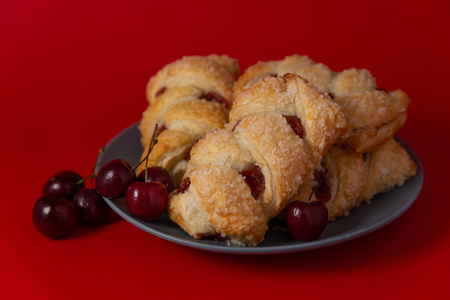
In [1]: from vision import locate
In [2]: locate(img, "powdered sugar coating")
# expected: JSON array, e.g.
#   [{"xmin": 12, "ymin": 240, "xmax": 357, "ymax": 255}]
[
  {"xmin": 168, "ymin": 74, "xmax": 348, "ymax": 246},
  {"xmin": 235, "ymin": 55, "xmax": 411, "ymax": 154},
  {"xmin": 308, "ymin": 138, "xmax": 417, "ymax": 221},
  {"xmin": 138, "ymin": 55, "xmax": 239, "ymax": 185},
  {"xmin": 192, "ymin": 166, "xmax": 267, "ymax": 246}
]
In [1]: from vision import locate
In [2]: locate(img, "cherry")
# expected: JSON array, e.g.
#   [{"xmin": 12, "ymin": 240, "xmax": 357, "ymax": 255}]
[
  {"xmin": 240, "ymin": 165, "xmax": 265, "ymax": 199},
  {"xmin": 42, "ymin": 170, "xmax": 84, "ymax": 199},
  {"xmin": 201, "ymin": 233, "xmax": 227, "ymax": 241},
  {"xmin": 95, "ymin": 159, "xmax": 136, "ymax": 199},
  {"xmin": 155, "ymin": 86, "xmax": 166, "ymax": 97},
  {"xmin": 286, "ymin": 201, "xmax": 328, "ymax": 241},
  {"xmin": 126, "ymin": 181, "xmax": 168, "ymax": 221},
  {"xmin": 137, "ymin": 166, "xmax": 174, "ymax": 193},
  {"xmin": 313, "ymin": 169, "xmax": 331, "ymax": 203},
  {"xmin": 33, "ymin": 194, "xmax": 79, "ymax": 238},
  {"xmin": 284, "ymin": 115, "xmax": 304, "ymax": 139},
  {"xmin": 201, "ymin": 92, "xmax": 231, "ymax": 109},
  {"xmin": 73, "ymin": 188, "xmax": 110, "ymax": 225},
  {"xmin": 177, "ymin": 177, "xmax": 191, "ymax": 194},
  {"xmin": 155, "ymin": 124, "xmax": 167, "ymax": 137}
]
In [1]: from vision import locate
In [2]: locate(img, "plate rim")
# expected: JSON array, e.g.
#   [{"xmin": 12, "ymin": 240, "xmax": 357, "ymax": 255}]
[{"xmin": 98, "ymin": 122, "xmax": 424, "ymax": 255}]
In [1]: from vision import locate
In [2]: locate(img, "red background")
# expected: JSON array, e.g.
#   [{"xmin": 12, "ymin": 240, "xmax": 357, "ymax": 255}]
[{"xmin": 1, "ymin": 0, "xmax": 449, "ymax": 299}]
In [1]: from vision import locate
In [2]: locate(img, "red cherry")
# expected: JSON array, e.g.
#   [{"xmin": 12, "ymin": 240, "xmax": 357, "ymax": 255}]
[
  {"xmin": 240, "ymin": 165, "xmax": 265, "ymax": 199},
  {"xmin": 201, "ymin": 92, "xmax": 231, "ymax": 109},
  {"xmin": 156, "ymin": 124, "xmax": 167, "ymax": 137},
  {"xmin": 95, "ymin": 159, "xmax": 136, "ymax": 199},
  {"xmin": 286, "ymin": 201, "xmax": 328, "ymax": 241},
  {"xmin": 126, "ymin": 181, "xmax": 168, "ymax": 221},
  {"xmin": 33, "ymin": 194, "xmax": 79, "ymax": 238},
  {"xmin": 313, "ymin": 169, "xmax": 331, "ymax": 203},
  {"xmin": 284, "ymin": 115, "xmax": 304, "ymax": 139},
  {"xmin": 137, "ymin": 166, "xmax": 174, "ymax": 193},
  {"xmin": 177, "ymin": 177, "xmax": 191, "ymax": 194},
  {"xmin": 42, "ymin": 170, "xmax": 84, "ymax": 199},
  {"xmin": 155, "ymin": 86, "xmax": 166, "ymax": 97},
  {"xmin": 73, "ymin": 188, "xmax": 110, "ymax": 225}
]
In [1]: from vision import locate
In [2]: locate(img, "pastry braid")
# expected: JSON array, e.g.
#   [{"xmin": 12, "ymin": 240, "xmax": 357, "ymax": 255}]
[
  {"xmin": 168, "ymin": 74, "xmax": 347, "ymax": 246},
  {"xmin": 138, "ymin": 55, "xmax": 239, "ymax": 185},
  {"xmin": 234, "ymin": 55, "xmax": 410, "ymax": 154},
  {"xmin": 302, "ymin": 138, "xmax": 417, "ymax": 220}
]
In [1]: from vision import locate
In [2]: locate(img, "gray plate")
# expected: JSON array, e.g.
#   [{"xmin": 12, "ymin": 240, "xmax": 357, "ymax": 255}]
[{"xmin": 96, "ymin": 123, "xmax": 424, "ymax": 255}]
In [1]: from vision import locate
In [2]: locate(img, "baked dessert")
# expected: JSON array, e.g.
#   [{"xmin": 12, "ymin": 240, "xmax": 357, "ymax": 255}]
[
  {"xmin": 234, "ymin": 55, "xmax": 410, "ymax": 154},
  {"xmin": 168, "ymin": 74, "xmax": 348, "ymax": 246},
  {"xmin": 275, "ymin": 139, "xmax": 417, "ymax": 223},
  {"xmin": 304, "ymin": 137, "xmax": 417, "ymax": 220},
  {"xmin": 138, "ymin": 55, "xmax": 239, "ymax": 185}
]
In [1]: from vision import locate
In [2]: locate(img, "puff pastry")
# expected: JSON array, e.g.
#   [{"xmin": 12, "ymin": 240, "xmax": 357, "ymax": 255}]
[
  {"xmin": 168, "ymin": 74, "xmax": 347, "ymax": 246},
  {"xmin": 234, "ymin": 55, "xmax": 410, "ymax": 153},
  {"xmin": 301, "ymin": 138, "xmax": 417, "ymax": 220},
  {"xmin": 138, "ymin": 55, "xmax": 239, "ymax": 185}
]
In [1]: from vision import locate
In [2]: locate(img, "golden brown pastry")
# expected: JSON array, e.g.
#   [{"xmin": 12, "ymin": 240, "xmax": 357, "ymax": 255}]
[
  {"xmin": 304, "ymin": 138, "xmax": 417, "ymax": 220},
  {"xmin": 138, "ymin": 55, "xmax": 239, "ymax": 185},
  {"xmin": 234, "ymin": 55, "xmax": 410, "ymax": 154},
  {"xmin": 168, "ymin": 74, "xmax": 348, "ymax": 246}
]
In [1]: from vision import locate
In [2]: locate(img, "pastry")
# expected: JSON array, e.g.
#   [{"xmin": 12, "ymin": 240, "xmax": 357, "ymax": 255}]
[
  {"xmin": 234, "ymin": 55, "xmax": 410, "ymax": 153},
  {"xmin": 138, "ymin": 55, "xmax": 239, "ymax": 185},
  {"xmin": 305, "ymin": 138, "xmax": 417, "ymax": 220},
  {"xmin": 168, "ymin": 74, "xmax": 348, "ymax": 246}
]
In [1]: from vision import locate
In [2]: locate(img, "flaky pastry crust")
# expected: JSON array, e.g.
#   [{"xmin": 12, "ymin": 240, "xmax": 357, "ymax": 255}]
[
  {"xmin": 138, "ymin": 55, "xmax": 239, "ymax": 185},
  {"xmin": 168, "ymin": 74, "xmax": 347, "ymax": 245},
  {"xmin": 235, "ymin": 55, "xmax": 410, "ymax": 153},
  {"xmin": 296, "ymin": 138, "xmax": 417, "ymax": 221}
]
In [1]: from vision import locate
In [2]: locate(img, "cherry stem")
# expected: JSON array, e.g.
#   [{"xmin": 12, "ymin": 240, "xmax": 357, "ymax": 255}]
[
  {"xmin": 92, "ymin": 147, "xmax": 104, "ymax": 188},
  {"xmin": 76, "ymin": 174, "xmax": 94, "ymax": 186},
  {"xmin": 75, "ymin": 147, "xmax": 105, "ymax": 188},
  {"xmin": 307, "ymin": 168, "xmax": 328, "ymax": 203},
  {"xmin": 131, "ymin": 124, "xmax": 159, "ymax": 177}
]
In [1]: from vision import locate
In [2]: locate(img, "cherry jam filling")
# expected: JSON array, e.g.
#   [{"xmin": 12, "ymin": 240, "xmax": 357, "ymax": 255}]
[
  {"xmin": 155, "ymin": 124, "xmax": 167, "ymax": 137},
  {"xmin": 313, "ymin": 169, "xmax": 331, "ymax": 203},
  {"xmin": 201, "ymin": 92, "xmax": 231, "ymax": 109},
  {"xmin": 284, "ymin": 115, "xmax": 304, "ymax": 139},
  {"xmin": 184, "ymin": 139, "xmax": 199, "ymax": 162},
  {"xmin": 184, "ymin": 150, "xmax": 191, "ymax": 162},
  {"xmin": 155, "ymin": 86, "xmax": 166, "ymax": 97},
  {"xmin": 363, "ymin": 153, "xmax": 368, "ymax": 161},
  {"xmin": 201, "ymin": 233, "xmax": 227, "ymax": 241},
  {"xmin": 240, "ymin": 165, "xmax": 265, "ymax": 199},
  {"xmin": 177, "ymin": 177, "xmax": 191, "ymax": 194},
  {"xmin": 231, "ymin": 121, "xmax": 240, "ymax": 132}
]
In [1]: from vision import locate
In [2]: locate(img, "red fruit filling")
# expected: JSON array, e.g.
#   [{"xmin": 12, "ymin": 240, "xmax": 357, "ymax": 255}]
[
  {"xmin": 201, "ymin": 92, "xmax": 231, "ymax": 109},
  {"xmin": 201, "ymin": 233, "xmax": 227, "ymax": 241},
  {"xmin": 240, "ymin": 165, "xmax": 265, "ymax": 199},
  {"xmin": 177, "ymin": 177, "xmax": 191, "ymax": 194},
  {"xmin": 155, "ymin": 86, "xmax": 166, "ymax": 97},
  {"xmin": 284, "ymin": 115, "xmax": 304, "ymax": 139},
  {"xmin": 184, "ymin": 150, "xmax": 191, "ymax": 162},
  {"xmin": 313, "ymin": 169, "xmax": 331, "ymax": 203},
  {"xmin": 155, "ymin": 124, "xmax": 167, "ymax": 137},
  {"xmin": 231, "ymin": 121, "xmax": 240, "ymax": 132},
  {"xmin": 183, "ymin": 139, "xmax": 199, "ymax": 162}
]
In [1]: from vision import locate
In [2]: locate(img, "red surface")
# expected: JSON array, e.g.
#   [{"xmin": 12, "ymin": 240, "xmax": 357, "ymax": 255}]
[{"xmin": 1, "ymin": 0, "xmax": 449, "ymax": 299}]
